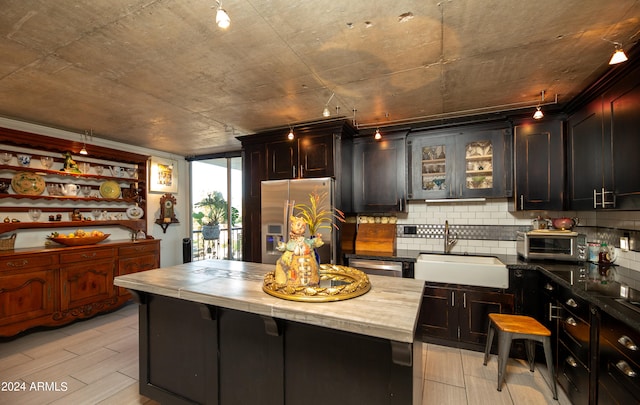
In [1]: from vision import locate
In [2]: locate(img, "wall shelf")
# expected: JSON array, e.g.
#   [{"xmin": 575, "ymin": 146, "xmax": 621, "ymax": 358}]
[{"xmin": 0, "ymin": 219, "xmax": 146, "ymax": 235}]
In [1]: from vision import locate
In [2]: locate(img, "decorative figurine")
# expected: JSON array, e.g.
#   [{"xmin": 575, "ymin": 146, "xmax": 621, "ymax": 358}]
[
  {"xmin": 62, "ymin": 152, "xmax": 81, "ymax": 173},
  {"xmin": 274, "ymin": 216, "xmax": 324, "ymax": 287}
]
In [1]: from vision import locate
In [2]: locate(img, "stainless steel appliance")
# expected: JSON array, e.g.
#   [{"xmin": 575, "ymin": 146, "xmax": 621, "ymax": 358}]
[
  {"xmin": 348, "ymin": 258, "xmax": 403, "ymax": 277},
  {"xmin": 516, "ymin": 230, "xmax": 587, "ymax": 261},
  {"xmin": 261, "ymin": 178, "xmax": 335, "ymax": 264}
]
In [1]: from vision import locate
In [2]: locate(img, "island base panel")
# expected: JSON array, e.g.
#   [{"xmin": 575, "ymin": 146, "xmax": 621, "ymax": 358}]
[{"xmin": 138, "ymin": 292, "xmax": 422, "ymax": 405}]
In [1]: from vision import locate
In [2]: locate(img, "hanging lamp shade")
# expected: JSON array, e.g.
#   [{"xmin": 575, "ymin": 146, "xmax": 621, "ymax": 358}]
[{"xmin": 609, "ymin": 48, "xmax": 628, "ymax": 65}]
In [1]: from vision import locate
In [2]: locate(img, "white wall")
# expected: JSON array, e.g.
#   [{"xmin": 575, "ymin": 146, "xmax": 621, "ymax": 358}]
[{"xmin": 0, "ymin": 117, "xmax": 190, "ymax": 267}]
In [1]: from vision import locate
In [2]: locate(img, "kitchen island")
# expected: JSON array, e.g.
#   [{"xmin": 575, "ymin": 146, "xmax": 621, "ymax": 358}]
[{"xmin": 114, "ymin": 259, "xmax": 425, "ymax": 405}]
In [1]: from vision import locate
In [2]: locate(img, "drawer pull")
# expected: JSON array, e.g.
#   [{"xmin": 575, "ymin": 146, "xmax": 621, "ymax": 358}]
[
  {"xmin": 544, "ymin": 283, "xmax": 554, "ymax": 291},
  {"xmin": 549, "ymin": 303, "xmax": 562, "ymax": 321},
  {"xmin": 6, "ymin": 259, "xmax": 29, "ymax": 267},
  {"xmin": 618, "ymin": 335, "xmax": 639, "ymax": 351},
  {"xmin": 565, "ymin": 317, "xmax": 577, "ymax": 327},
  {"xmin": 566, "ymin": 298, "xmax": 578, "ymax": 308},
  {"xmin": 616, "ymin": 360, "xmax": 637, "ymax": 378},
  {"xmin": 81, "ymin": 253, "xmax": 97, "ymax": 259},
  {"xmin": 566, "ymin": 356, "xmax": 578, "ymax": 368}
]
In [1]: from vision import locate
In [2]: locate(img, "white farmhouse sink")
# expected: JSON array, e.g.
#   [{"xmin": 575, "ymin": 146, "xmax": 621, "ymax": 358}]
[{"xmin": 414, "ymin": 254, "xmax": 508, "ymax": 288}]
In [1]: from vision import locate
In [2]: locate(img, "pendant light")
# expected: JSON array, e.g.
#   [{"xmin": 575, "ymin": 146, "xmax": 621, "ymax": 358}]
[
  {"xmin": 80, "ymin": 130, "xmax": 91, "ymax": 155},
  {"xmin": 215, "ymin": 1, "xmax": 230, "ymax": 29},
  {"xmin": 374, "ymin": 128, "xmax": 382, "ymax": 140},
  {"xmin": 287, "ymin": 127, "xmax": 294, "ymax": 140},
  {"xmin": 532, "ymin": 91, "xmax": 545, "ymax": 120},
  {"xmin": 609, "ymin": 43, "xmax": 628, "ymax": 65},
  {"xmin": 322, "ymin": 92, "xmax": 335, "ymax": 117}
]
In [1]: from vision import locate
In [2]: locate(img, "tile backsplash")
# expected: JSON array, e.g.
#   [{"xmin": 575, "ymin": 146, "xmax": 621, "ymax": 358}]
[{"xmin": 395, "ymin": 198, "xmax": 640, "ymax": 273}]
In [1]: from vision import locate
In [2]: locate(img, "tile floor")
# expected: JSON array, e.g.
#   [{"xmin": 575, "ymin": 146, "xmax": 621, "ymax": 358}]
[{"xmin": 0, "ymin": 303, "xmax": 572, "ymax": 405}]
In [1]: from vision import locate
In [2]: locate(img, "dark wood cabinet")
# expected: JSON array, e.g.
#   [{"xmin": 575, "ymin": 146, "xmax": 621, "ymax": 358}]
[
  {"xmin": 408, "ymin": 124, "xmax": 512, "ymax": 200},
  {"xmin": 419, "ymin": 283, "xmax": 514, "ymax": 350},
  {"xmin": 567, "ymin": 61, "xmax": 640, "ymax": 210},
  {"xmin": 567, "ymin": 97, "xmax": 613, "ymax": 210},
  {"xmin": 266, "ymin": 132, "xmax": 335, "ymax": 180},
  {"xmin": 0, "ymin": 239, "xmax": 160, "ymax": 337},
  {"xmin": 352, "ymin": 131, "xmax": 407, "ymax": 213},
  {"xmin": 599, "ymin": 310, "xmax": 640, "ymax": 405},
  {"xmin": 513, "ymin": 119, "xmax": 565, "ymax": 210}
]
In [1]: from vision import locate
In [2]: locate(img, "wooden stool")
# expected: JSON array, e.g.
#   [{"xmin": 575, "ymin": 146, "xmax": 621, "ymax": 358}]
[{"xmin": 483, "ymin": 313, "xmax": 557, "ymax": 400}]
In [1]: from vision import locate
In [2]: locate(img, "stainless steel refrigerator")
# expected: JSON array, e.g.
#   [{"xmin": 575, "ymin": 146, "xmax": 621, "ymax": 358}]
[{"xmin": 261, "ymin": 177, "xmax": 335, "ymax": 265}]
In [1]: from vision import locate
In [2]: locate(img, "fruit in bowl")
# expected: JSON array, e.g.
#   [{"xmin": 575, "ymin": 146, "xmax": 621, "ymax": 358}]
[{"xmin": 48, "ymin": 230, "xmax": 109, "ymax": 246}]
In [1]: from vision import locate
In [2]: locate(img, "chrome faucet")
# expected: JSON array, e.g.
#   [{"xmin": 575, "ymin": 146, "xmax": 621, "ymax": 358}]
[{"xmin": 444, "ymin": 220, "xmax": 457, "ymax": 254}]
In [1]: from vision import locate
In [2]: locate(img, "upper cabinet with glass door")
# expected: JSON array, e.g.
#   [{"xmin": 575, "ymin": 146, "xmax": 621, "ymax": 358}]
[{"xmin": 408, "ymin": 125, "xmax": 512, "ymax": 200}]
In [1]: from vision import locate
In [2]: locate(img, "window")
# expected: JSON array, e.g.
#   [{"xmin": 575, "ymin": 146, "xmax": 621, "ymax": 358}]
[{"xmin": 190, "ymin": 155, "xmax": 242, "ymax": 261}]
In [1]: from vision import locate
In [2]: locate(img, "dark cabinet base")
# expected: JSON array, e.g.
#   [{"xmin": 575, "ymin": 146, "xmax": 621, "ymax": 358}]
[{"xmin": 137, "ymin": 293, "xmax": 422, "ymax": 405}]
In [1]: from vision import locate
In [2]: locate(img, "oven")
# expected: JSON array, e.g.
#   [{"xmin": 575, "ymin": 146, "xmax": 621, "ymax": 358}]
[{"xmin": 348, "ymin": 258, "xmax": 405, "ymax": 277}]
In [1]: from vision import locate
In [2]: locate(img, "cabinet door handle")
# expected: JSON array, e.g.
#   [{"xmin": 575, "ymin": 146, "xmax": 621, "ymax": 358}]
[
  {"xmin": 565, "ymin": 356, "xmax": 578, "ymax": 368},
  {"xmin": 520, "ymin": 194, "xmax": 524, "ymax": 210},
  {"xmin": 300, "ymin": 164, "xmax": 304, "ymax": 178},
  {"xmin": 593, "ymin": 188, "xmax": 598, "ymax": 209},
  {"xmin": 618, "ymin": 335, "xmax": 639, "ymax": 351},
  {"xmin": 463, "ymin": 292, "xmax": 466, "ymax": 308},
  {"xmin": 616, "ymin": 360, "xmax": 637, "ymax": 377},
  {"xmin": 292, "ymin": 165, "xmax": 296, "ymax": 178},
  {"xmin": 451, "ymin": 291, "xmax": 455, "ymax": 307},
  {"xmin": 565, "ymin": 317, "xmax": 577, "ymax": 327},
  {"xmin": 566, "ymin": 298, "xmax": 578, "ymax": 308}
]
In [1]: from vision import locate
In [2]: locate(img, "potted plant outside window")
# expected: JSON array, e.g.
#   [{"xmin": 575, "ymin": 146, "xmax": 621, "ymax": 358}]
[{"xmin": 192, "ymin": 191, "xmax": 238, "ymax": 240}]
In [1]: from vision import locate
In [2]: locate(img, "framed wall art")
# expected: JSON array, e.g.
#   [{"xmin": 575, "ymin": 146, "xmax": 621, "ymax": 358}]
[{"xmin": 149, "ymin": 156, "xmax": 178, "ymax": 193}]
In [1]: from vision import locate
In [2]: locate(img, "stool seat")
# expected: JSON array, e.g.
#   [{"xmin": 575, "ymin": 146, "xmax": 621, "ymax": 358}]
[
  {"xmin": 483, "ymin": 313, "xmax": 557, "ymax": 400},
  {"xmin": 488, "ymin": 313, "xmax": 551, "ymax": 336}
]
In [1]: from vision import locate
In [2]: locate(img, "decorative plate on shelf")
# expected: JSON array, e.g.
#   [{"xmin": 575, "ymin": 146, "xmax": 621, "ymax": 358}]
[
  {"xmin": 11, "ymin": 172, "xmax": 45, "ymax": 195},
  {"xmin": 99, "ymin": 181, "xmax": 121, "ymax": 198},
  {"xmin": 126, "ymin": 205, "xmax": 144, "ymax": 219},
  {"xmin": 48, "ymin": 234, "xmax": 110, "ymax": 246}
]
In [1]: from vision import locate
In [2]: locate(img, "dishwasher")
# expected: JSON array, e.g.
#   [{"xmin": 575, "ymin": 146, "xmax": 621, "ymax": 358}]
[{"xmin": 348, "ymin": 258, "xmax": 404, "ymax": 277}]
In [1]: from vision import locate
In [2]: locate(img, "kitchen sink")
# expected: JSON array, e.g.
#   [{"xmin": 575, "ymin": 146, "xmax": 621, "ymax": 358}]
[{"xmin": 414, "ymin": 254, "xmax": 508, "ymax": 288}]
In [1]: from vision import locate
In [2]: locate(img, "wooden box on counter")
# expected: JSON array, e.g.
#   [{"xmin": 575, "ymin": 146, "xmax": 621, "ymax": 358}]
[
  {"xmin": 355, "ymin": 223, "xmax": 396, "ymax": 254},
  {"xmin": 0, "ymin": 239, "xmax": 160, "ymax": 337}
]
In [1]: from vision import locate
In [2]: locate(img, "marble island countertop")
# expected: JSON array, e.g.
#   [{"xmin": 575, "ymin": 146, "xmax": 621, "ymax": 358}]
[{"xmin": 114, "ymin": 259, "xmax": 425, "ymax": 343}]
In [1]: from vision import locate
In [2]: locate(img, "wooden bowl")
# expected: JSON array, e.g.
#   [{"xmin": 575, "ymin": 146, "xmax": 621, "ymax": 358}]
[{"xmin": 48, "ymin": 234, "xmax": 110, "ymax": 246}]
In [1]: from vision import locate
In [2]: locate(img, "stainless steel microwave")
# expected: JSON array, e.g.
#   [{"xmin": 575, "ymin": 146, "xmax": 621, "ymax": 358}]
[{"xmin": 516, "ymin": 231, "xmax": 587, "ymax": 262}]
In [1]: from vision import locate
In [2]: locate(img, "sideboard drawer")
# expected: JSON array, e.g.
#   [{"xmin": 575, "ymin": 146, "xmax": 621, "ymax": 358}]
[
  {"xmin": 60, "ymin": 248, "xmax": 116, "ymax": 264},
  {"xmin": 119, "ymin": 243, "xmax": 159, "ymax": 256},
  {"xmin": 0, "ymin": 254, "xmax": 57, "ymax": 271}
]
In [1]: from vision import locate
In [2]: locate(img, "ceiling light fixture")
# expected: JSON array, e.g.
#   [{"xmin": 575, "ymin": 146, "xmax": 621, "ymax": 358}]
[
  {"xmin": 533, "ymin": 106, "xmax": 544, "ymax": 120},
  {"xmin": 322, "ymin": 92, "xmax": 335, "ymax": 117},
  {"xmin": 533, "ymin": 91, "xmax": 545, "ymax": 120},
  {"xmin": 374, "ymin": 128, "xmax": 382, "ymax": 140},
  {"xmin": 609, "ymin": 43, "xmax": 628, "ymax": 65},
  {"xmin": 80, "ymin": 130, "xmax": 92, "ymax": 155},
  {"xmin": 215, "ymin": 1, "xmax": 230, "ymax": 29}
]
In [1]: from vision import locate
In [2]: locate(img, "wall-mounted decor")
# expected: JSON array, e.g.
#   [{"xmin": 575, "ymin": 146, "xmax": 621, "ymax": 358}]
[
  {"xmin": 149, "ymin": 156, "xmax": 178, "ymax": 193},
  {"xmin": 155, "ymin": 193, "xmax": 179, "ymax": 233}
]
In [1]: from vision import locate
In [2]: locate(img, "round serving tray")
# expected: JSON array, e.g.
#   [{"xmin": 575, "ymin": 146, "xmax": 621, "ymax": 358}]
[{"xmin": 263, "ymin": 264, "xmax": 371, "ymax": 302}]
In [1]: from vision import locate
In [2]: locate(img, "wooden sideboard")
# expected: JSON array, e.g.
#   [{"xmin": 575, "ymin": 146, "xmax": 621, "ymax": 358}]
[{"xmin": 0, "ymin": 239, "xmax": 159, "ymax": 337}]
